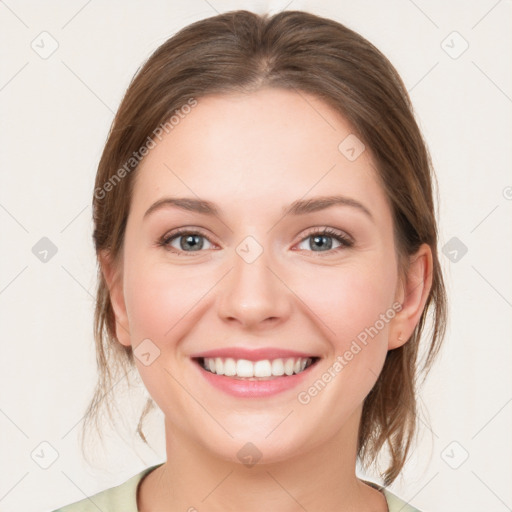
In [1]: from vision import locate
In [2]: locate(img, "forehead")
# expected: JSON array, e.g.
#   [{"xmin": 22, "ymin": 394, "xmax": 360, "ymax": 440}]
[{"xmin": 131, "ymin": 87, "xmax": 391, "ymax": 224}]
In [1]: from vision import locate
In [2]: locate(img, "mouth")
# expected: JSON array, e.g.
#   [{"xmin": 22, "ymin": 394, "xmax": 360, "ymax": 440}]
[{"xmin": 192, "ymin": 356, "xmax": 320, "ymax": 381}]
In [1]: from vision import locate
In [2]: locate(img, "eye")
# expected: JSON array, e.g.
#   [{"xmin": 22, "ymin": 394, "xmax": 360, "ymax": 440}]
[
  {"xmin": 158, "ymin": 228, "xmax": 215, "ymax": 255},
  {"xmin": 295, "ymin": 227, "xmax": 354, "ymax": 255},
  {"xmin": 158, "ymin": 226, "xmax": 354, "ymax": 256}
]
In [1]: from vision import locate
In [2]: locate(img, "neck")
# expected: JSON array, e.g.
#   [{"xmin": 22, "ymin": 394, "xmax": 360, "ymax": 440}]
[{"xmin": 138, "ymin": 404, "xmax": 387, "ymax": 512}]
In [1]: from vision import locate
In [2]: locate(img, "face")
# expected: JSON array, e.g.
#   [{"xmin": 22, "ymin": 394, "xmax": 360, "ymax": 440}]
[{"xmin": 105, "ymin": 87, "xmax": 415, "ymax": 464}]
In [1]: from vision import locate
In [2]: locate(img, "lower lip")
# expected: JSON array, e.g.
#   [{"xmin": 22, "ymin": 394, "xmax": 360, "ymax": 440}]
[{"xmin": 193, "ymin": 359, "xmax": 319, "ymax": 398}]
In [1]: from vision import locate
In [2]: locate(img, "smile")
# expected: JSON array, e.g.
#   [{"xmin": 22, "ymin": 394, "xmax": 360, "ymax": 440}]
[
  {"xmin": 198, "ymin": 356, "xmax": 318, "ymax": 379},
  {"xmin": 191, "ymin": 355, "xmax": 321, "ymax": 398}
]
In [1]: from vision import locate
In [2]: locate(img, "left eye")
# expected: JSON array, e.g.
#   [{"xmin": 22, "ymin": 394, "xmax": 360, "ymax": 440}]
[
  {"xmin": 158, "ymin": 227, "xmax": 353, "ymax": 255},
  {"xmin": 295, "ymin": 228, "xmax": 353, "ymax": 254}
]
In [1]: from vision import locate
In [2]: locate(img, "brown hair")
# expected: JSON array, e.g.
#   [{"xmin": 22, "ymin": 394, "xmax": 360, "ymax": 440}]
[{"xmin": 83, "ymin": 9, "xmax": 447, "ymax": 486}]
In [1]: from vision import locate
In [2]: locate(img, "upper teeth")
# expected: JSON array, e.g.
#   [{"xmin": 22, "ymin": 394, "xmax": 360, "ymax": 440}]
[{"xmin": 202, "ymin": 357, "xmax": 313, "ymax": 377}]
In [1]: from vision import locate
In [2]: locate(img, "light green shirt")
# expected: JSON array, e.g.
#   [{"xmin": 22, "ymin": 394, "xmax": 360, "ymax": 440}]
[{"xmin": 52, "ymin": 463, "xmax": 421, "ymax": 511}]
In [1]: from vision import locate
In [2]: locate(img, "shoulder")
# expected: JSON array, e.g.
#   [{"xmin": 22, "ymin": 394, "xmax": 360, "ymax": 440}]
[
  {"xmin": 382, "ymin": 488, "xmax": 423, "ymax": 512},
  {"xmin": 362, "ymin": 479, "xmax": 423, "ymax": 512},
  {"xmin": 51, "ymin": 463, "xmax": 164, "ymax": 512}
]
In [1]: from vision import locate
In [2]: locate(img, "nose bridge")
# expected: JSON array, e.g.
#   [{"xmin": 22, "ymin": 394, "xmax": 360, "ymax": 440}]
[{"xmin": 217, "ymin": 235, "xmax": 290, "ymax": 327}]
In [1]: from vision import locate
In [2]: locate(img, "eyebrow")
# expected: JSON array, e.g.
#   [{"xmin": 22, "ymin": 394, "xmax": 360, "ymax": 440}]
[{"xmin": 143, "ymin": 195, "xmax": 374, "ymax": 222}]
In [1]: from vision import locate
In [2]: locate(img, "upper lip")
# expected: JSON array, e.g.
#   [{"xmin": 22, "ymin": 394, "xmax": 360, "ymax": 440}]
[{"xmin": 190, "ymin": 347, "xmax": 320, "ymax": 362}]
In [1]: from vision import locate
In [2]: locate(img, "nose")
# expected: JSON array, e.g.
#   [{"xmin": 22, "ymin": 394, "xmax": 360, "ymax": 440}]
[{"xmin": 217, "ymin": 243, "xmax": 292, "ymax": 329}]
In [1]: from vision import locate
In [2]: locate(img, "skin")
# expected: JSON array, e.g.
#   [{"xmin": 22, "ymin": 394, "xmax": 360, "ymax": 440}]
[{"xmin": 100, "ymin": 87, "xmax": 433, "ymax": 512}]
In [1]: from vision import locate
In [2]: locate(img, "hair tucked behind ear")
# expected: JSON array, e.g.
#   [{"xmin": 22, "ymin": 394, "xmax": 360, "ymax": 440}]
[{"xmin": 82, "ymin": 9, "xmax": 447, "ymax": 486}]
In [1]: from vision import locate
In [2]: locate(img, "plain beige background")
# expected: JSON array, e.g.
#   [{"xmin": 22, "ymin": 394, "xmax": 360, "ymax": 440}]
[{"xmin": 0, "ymin": 1, "xmax": 511, "ymax": 511}]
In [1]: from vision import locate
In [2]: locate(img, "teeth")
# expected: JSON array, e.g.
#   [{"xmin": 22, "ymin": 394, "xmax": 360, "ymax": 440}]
[
  {"xmin": 224, "ymin": 358, "xmax": 236, "ymax": 376},
  {"xmin": 201, "ymin": 357, "xmax": 314, "ymax": 378},
  {"xmin": 215, "ymin": 357, "xmax": 224, "ymax": 375},
  {"xmin": 284, "ymin": 358, "xmax": 295, "ymax": 376},
  {"xmin": 271, "ymin": 359, "xmax": 285, "ymax": 376},
  {"xmin": 236, "ymin": 359, "xmax": 254, "ymax": 377}
]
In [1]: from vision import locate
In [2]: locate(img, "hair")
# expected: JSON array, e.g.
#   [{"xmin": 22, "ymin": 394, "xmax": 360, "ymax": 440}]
[{"xmin": 82, "ymin": 9, "xmax": 447, "ymax": 487}]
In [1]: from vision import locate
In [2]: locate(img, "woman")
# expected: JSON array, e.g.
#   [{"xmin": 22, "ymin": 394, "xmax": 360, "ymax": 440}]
[{"xmin": 54, "ymin": 9, "xmax": 447, "ymax": 512}]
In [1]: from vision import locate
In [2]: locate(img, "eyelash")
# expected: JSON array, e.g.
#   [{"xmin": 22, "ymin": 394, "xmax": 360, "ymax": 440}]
[{"xmin": 157, "ymin": 226, "xmax": 354, "ymax": 257}]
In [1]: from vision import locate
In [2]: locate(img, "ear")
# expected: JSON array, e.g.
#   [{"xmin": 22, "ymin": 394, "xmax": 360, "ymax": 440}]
[
  {"xmin": 98, "ymin": 249, "xmax": 131, "ymax": 347},
  {"xmin": 388, "ymin": 243, "xmax": 433, "ymax": 350}
]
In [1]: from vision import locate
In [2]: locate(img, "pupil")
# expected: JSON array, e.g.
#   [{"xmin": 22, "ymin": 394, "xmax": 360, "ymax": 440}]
[
  {"xmin": 312, "ymin": 235, "xmax": 332, "ymax": 251},
  {"xmin": 181, "ymin": 234, "xmax": 202, "ymax": 251}
]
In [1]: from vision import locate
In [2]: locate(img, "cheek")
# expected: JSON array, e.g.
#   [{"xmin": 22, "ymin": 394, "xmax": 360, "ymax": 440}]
[
  {"xmin": 301, "ymin": 261, "xmax": 395, "ymax": 328},
  {"xmin": 294, "ymin": 263, "xmax": 396, "ymax": 413},
  {"xmin": 125, "ymin": 265, "xmax": 201, "ymax": 341},
  {"xmin": 122, "ymin": 256, "xmax": 207, "ymax": 416}
]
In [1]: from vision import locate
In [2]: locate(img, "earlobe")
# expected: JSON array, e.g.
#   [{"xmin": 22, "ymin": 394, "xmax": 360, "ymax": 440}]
[
  {"xmin": 98, "ymin": 249, "xmax": 131, "ymax": 347},
  {"xmin": 389, "ymin": 243, "xmax": 433, "ymax": 350}
]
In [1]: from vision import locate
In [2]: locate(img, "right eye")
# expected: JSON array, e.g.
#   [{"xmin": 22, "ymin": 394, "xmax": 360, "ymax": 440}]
[{"xmin": 158, "ymin": 228, "xmax": 216, "ymax": 255}]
